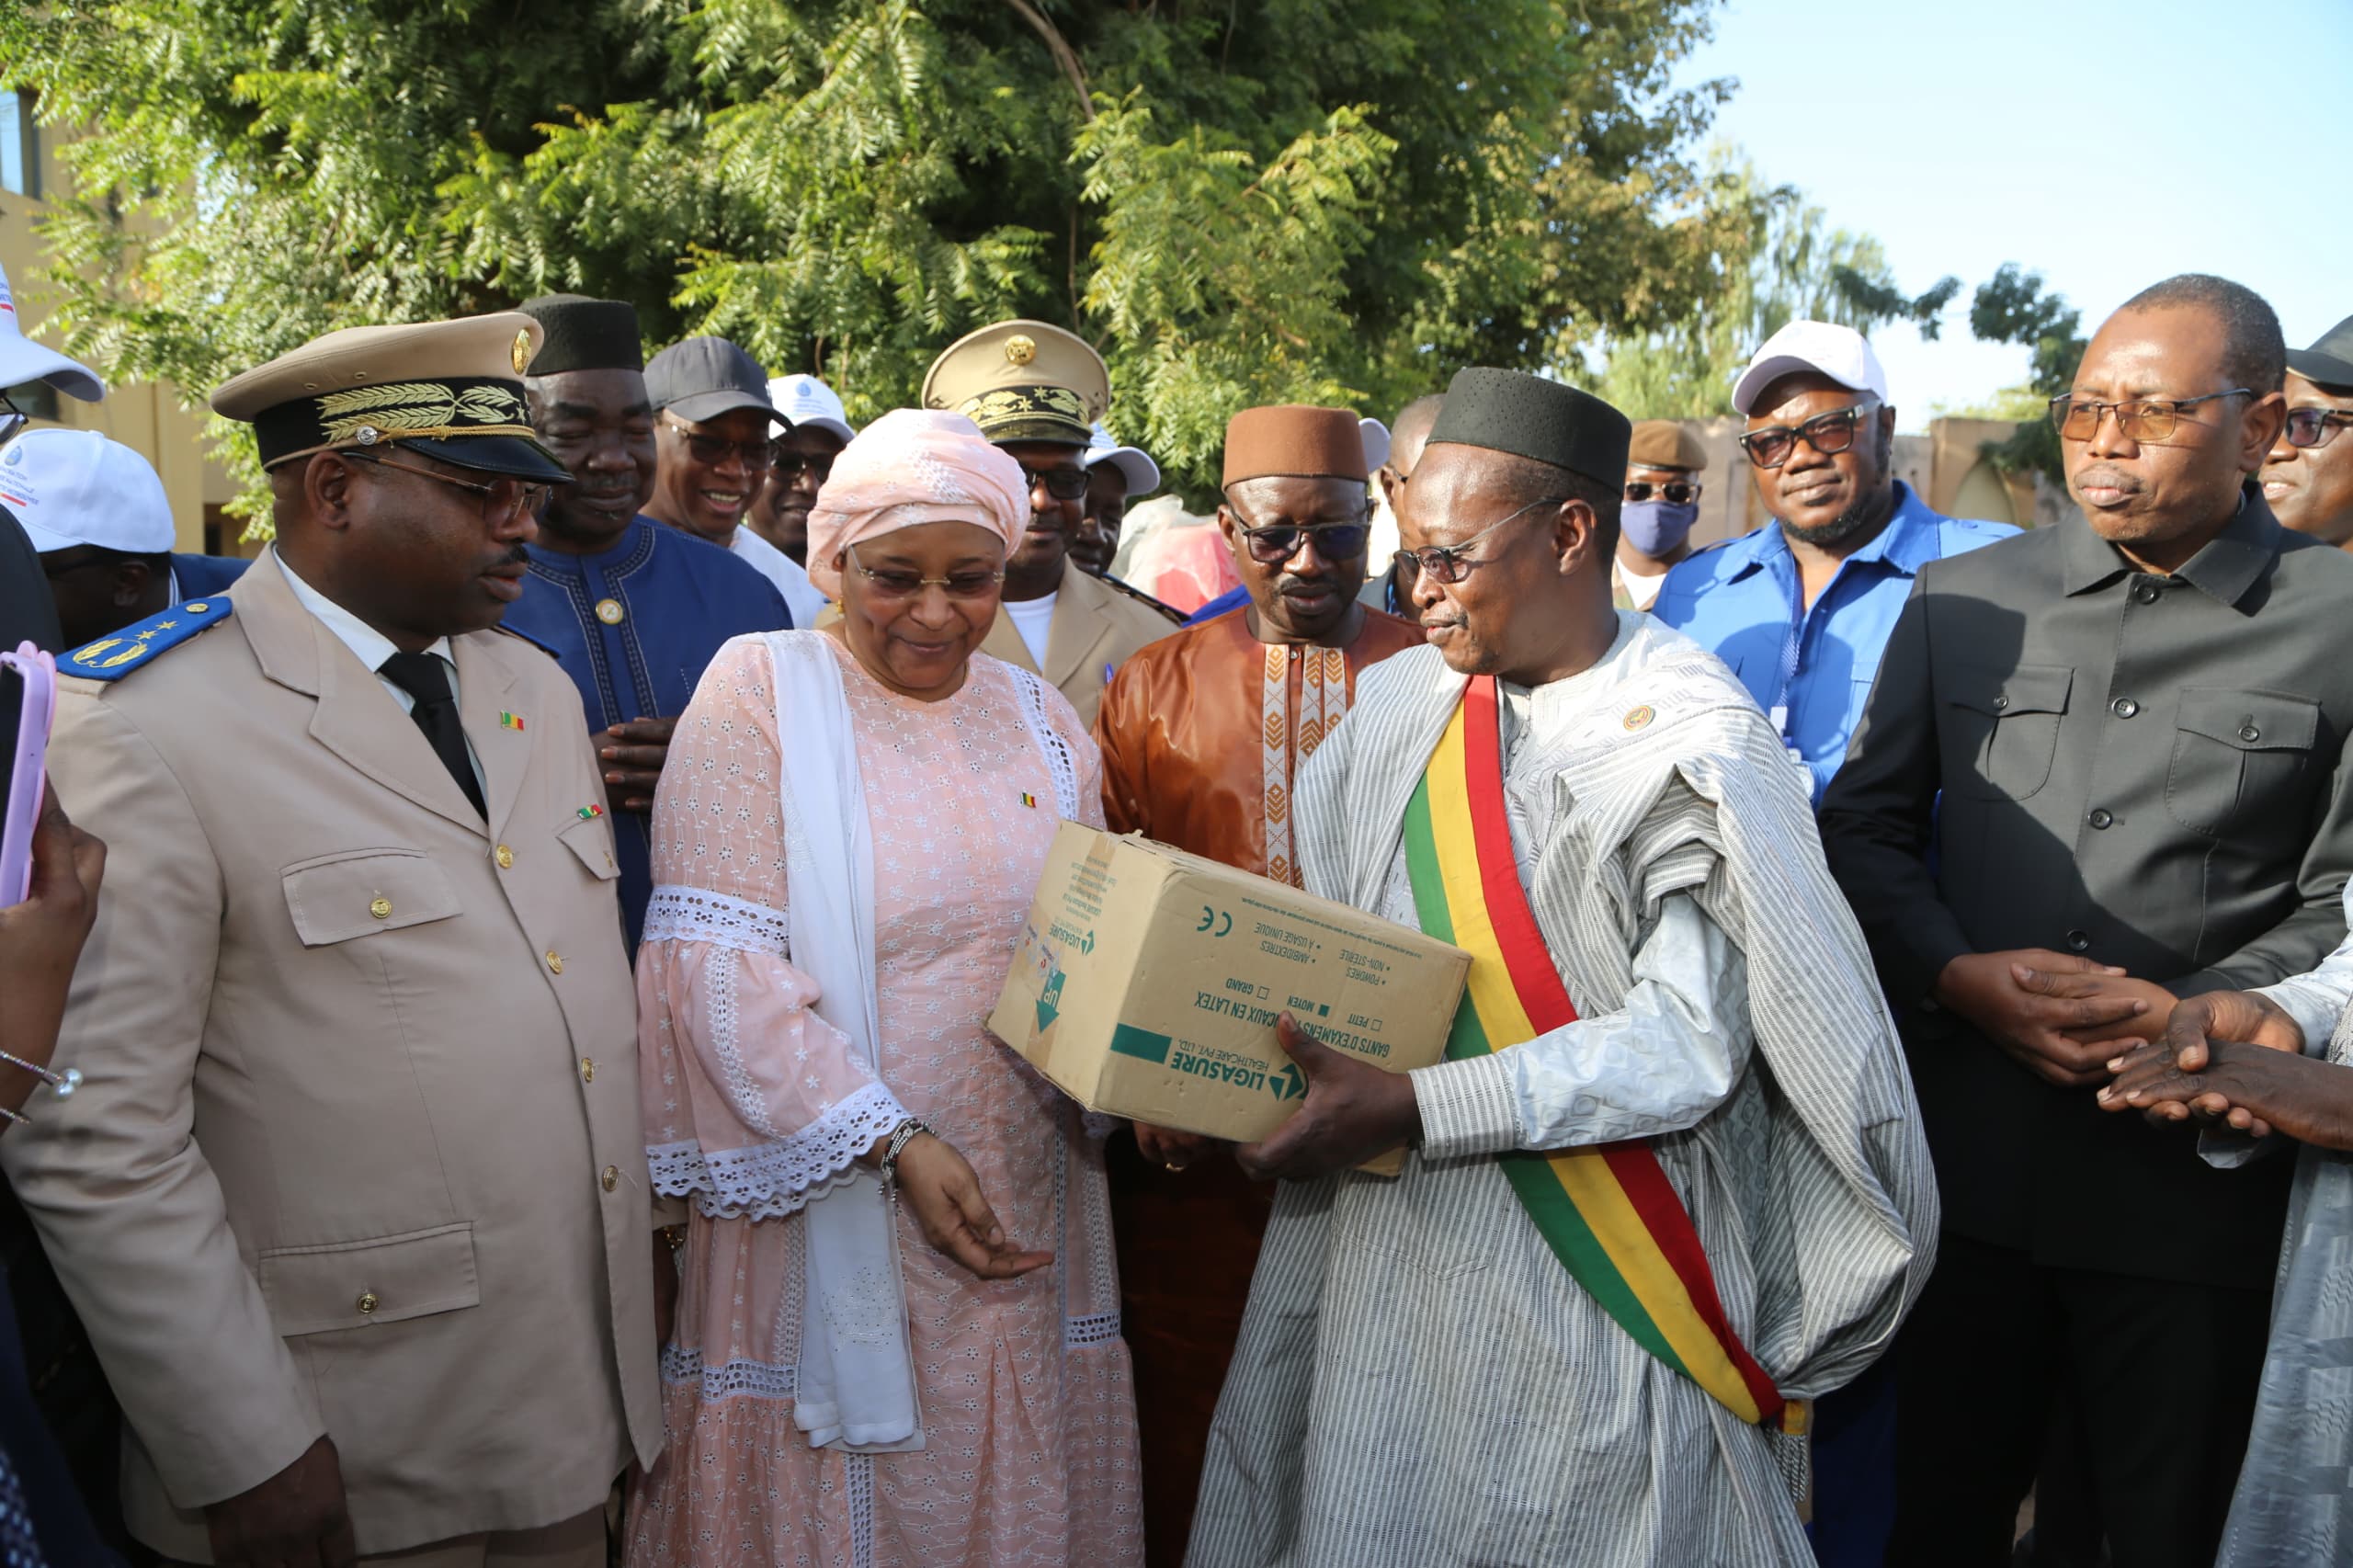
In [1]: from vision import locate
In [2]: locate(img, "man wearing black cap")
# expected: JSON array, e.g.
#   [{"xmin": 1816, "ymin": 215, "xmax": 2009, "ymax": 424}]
[
  {"xmin": 1185, "ymin": 368, "xmax": 1935, "ymax": 1568},
  {"xmin": 510, "ymin": 295, "xmax": 790, "ymax": 948},
  {"xmin": 3, "ymin": 313, "xmax": 660, "ymax": 1565},
  {"xmin": 2263, "ymin": 313, "xmax": 2353, "ymax": 549},
  {"xmin": 642, "ymin": 335, "xmax": 827, "ymax": 628}
]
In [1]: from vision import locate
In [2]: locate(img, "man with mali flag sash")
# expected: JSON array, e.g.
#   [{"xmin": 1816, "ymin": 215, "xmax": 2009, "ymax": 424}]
[{"xmin": 1184, "ymin": 369, "xmax": 1939, "ymax": 1568}]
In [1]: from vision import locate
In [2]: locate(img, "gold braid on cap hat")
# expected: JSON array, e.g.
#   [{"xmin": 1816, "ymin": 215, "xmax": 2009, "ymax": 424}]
[
  {"xmin": 261, "ymin": 380, "xmax": 540, "ymax": 469},
  {"xmin": 957, "ymin": 385, "xmax": 1088, "ymax": 431}
]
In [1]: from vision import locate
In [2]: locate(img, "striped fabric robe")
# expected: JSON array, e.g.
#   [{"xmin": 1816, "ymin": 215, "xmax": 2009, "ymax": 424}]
[{"xmin": 1187, "ymin": 614, "xmax": 1938, "ymax": 1568}]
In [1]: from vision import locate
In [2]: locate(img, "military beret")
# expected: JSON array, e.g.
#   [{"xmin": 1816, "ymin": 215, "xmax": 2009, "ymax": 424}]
[
  {"xmin": 211, "ymin": 312, "xmax": 570, "ymax": 482},
  {"xmin": 1627, "ymin": 419, "xmax": 1709, "ymax": 473},
  {"xmin": 922, "ymin": 320, "xmax": 1108, "ymax": 447}
]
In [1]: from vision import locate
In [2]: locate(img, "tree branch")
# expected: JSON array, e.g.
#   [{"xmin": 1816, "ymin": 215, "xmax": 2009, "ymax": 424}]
[{"xmin": 1001, "ymin": 0, "xmax": 1094, "ymax": 122}]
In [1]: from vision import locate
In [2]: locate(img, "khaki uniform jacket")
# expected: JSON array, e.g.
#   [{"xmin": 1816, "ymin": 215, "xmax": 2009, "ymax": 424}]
[
  {"xmin": 4, "ymin": 551, "xmax": 660, "ymax": 1559},
  {"xmin": 979, "ymin": 561, "xmax": 1181, "ymax": 727}
]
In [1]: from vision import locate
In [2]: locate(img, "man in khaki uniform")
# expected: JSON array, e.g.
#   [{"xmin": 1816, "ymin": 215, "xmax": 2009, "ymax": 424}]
[
  {"xmin": 921, "ymin": 318, "xmax": 1178, "ymax": 723},
  {"xmin": 4, "ymin": 314, "xmax": 660, "ymax": 1566}
]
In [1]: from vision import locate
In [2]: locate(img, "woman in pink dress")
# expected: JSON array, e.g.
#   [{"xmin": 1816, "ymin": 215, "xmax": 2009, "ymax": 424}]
[{"xmin": 626, "ymin": 410, "xmax": 1142, "ymax": 1567}]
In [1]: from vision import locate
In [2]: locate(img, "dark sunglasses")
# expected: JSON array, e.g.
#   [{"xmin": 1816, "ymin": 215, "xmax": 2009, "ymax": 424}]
[
  {"xmin": 1623, "ymin": 480, "xmax": 1700, "ymax": 505},
  {"xmin": 2048, "ymin": 389, "xmax": 2251, "ymax": 447},
  {"xmin": 1022, "ymin": 463, "xmax": 1091, "ymax": 502},
  {"xmin": 663, "ymin": 415, "xmax": 772, "ymax": 470},
  {"xmin": 768, "ymin": 448, "xmax": 836, "ymax": 483},
  {"xmin": 2284, "ymin": 407, "xmax": 2353, "ymax": 450},
  {"xmin": 1237, "ymin": 522, "xmax": 1371, "ymax": 565},
  {"xmin": 1739, "ymin": 401, "xmax": 1878, "ymax": 471}
]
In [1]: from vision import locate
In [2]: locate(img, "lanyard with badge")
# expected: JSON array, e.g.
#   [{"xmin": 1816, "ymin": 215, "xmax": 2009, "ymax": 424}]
[{"xmin": 1767, "ymin": 557, "xmax": 1809, "ymax": 772}]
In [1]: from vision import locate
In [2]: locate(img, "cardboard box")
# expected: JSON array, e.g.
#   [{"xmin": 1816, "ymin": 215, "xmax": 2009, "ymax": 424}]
[{"xmin": 990, "ymin": 824, "xmax": 1471, "ymax": 1168}]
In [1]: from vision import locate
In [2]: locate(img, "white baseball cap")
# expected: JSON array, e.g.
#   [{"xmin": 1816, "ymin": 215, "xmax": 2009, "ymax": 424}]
[
  {"xmin": 1083, "ymin": 422, "xmax": 1161, "ymax": 498},
  {"xmin": 1358, "ymin": 417, "xmax": 1392, "ymax": 472},
  {"xmin": 1731, "ymin": 320, "xmax": 1889, "ymax": 416},
  {"xmin": 766, "ymin": 373, "xmax": 856, "ymax": 443},
  {"xmin": 0, "ymin": 260, "xmax": 104, "ymax": 403},
  {"xmin": 0, "ymin": 427, "xmax": 173, "ymax": 554}
]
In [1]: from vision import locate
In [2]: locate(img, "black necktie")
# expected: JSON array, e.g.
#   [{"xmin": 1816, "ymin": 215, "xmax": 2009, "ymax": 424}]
[{"xmin": 378, "ymin": 651, "xmax": 486, "ymax": 818}]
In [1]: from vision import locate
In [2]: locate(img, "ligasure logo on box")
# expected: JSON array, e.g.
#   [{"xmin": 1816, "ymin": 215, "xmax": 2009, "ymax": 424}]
[{"xmin": 1108, "ymin": 1026, "xmax": 1306, "ymax": 1100}]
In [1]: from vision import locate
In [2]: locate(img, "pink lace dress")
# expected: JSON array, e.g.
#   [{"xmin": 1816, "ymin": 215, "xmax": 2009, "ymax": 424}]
[{"xmin": 626, "ymin": 633, "xmax": 1142, "ymax": 1567}]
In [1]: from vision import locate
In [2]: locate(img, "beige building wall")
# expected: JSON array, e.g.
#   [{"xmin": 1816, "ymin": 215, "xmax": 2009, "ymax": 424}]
[{"xmin": 0, "ymin": 105, "xmax": 238, "ymax": 555}]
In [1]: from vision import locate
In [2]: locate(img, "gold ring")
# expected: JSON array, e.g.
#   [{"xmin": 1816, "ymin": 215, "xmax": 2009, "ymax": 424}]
[{"xmin": 1163, "ymin": 1159, "xmax": 1187, "ymax": 1173}]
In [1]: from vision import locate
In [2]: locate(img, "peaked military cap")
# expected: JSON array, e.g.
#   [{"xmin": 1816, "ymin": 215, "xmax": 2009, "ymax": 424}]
[
  {"xmin": 211, "ymin": 312, "xmax": 572, "ymax": 483},
  {"xmin": 921, "ymin": 320, "xmax": 1108, "ymax": 446}
]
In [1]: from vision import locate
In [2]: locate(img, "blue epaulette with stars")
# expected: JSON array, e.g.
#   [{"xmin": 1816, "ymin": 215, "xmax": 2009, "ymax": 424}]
[{"xmin": 59, "ymin": 597, "xmax": 235, "ymax": 681}]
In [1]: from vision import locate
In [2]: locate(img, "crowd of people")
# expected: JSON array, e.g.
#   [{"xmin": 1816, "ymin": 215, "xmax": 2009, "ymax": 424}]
[{"xmin": 0, "ymin": 249, "xmax": 2350, "ymax": 1568}]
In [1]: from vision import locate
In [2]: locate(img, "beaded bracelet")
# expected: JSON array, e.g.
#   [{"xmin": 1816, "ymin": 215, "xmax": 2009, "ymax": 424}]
[{"xmin": 878, "ymin": 1119, "xmax": 930, "ymax": 1185}]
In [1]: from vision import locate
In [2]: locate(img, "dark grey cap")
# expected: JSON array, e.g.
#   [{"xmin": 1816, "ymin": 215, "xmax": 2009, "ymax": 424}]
[
  {"xmin": 1424, "ymin": 368, "xmax": 1631, "ymax": 489},
  {"xmin": 644, "ymin": 336, "xmax": 783, "ymax": 426},
  {"xmin": 2288, "ymin": 314, "xmax": 2353, "ymax": 392}
]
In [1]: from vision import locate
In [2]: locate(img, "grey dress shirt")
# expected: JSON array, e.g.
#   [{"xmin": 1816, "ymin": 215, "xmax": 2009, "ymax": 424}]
[{"xmin": 1818, "ymin": 487, "xmax": 2353, "ymax": 1288}]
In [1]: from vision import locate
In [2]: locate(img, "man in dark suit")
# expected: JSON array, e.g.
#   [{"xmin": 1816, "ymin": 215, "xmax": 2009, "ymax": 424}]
[{"xmin": 1819, "ymin": 274, "xmax": 2353, "ymax": 1568}]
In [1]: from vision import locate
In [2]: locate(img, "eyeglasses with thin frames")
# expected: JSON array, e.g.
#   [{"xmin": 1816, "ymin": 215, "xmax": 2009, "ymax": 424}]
[
  {"xmin": 1392, "ymin": 494, "xmax": 1566, "ymax": 586},
  {"xmin": 845, "ymin": 544, "xmax": 1005, "ymax": 600},
  {"xmin": 345, "ymin": 452, "xmax": 552, "ymax": 521},
  {"xmin": 663, "ymin": 415, "xmax": 773, "ymax": 471},
  {"xmin": 2048, "ymin": 389, "xmax": 2253, "ymax": 446},
  {"xmin": 767, "ymin": 447, "xmax": 836, "ymax": 484},
  {"xmin": 1738, "ymin": 400, "xmax": 1880, "ymax": 471}
]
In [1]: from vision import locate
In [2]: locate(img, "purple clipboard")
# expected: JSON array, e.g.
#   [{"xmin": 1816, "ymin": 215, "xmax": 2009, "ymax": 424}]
[{"xmin": 1, "ymin": 642, "xmax": 56, "ymax": 907}]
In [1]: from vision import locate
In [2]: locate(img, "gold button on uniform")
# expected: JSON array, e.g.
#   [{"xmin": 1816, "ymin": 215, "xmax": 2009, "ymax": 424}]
[
  {"xmin": 545, "ymin": 950, "xmax": 563, "ymax": 974},
  {"xmin": 494, "ymin": 845, "xmax": 514, "ymax": 869},
  {"xmin": 600, "ymin": 1165, "xmax": 620, "ymax": 1192},
  {"xmin": 369, "ymin": 895, "xmax": 392, "ymax": 920},
  {"xmin": 579, "ymin": 1058, "xmax": 596, "ymax": 1084},
  {"xmin": 357, "ymin": 1291, "xmax": 379, "ymax": 1315},
  {"xmin": 595, "ymin": 597, "xmax": 625, "ymax": 626}
]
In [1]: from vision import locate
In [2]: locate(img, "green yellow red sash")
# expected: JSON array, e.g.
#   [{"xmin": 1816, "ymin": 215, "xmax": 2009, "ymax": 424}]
[{"xmin": 1402, "ymin": 675, "xmax": 1797, "ymax": 1432}]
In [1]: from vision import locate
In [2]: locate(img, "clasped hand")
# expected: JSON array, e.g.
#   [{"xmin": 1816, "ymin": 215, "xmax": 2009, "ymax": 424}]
[
  {"xmin": 2097, "ymin": 989, "xmax": 2353, "ymax": 1148},
  {"xmin": 1934, "ymin": 949, "xmax": 2175, "ymax": 1088}
]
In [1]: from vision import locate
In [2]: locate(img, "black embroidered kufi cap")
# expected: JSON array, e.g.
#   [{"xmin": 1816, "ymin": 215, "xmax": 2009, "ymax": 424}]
[
  {"xmin": 1423, "ymin": 368, "xmax": 1632, "ymax": 489},
  {"xmin": 517, "ymin": 294, "xmax": 644, "ymax": 376}
]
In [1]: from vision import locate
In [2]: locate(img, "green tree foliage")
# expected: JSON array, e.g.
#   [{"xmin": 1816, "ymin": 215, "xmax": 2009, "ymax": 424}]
[
  {"xmin": 1589, "ymin": 148, "xmax": 1958, "ymax": 421},
  {"xmin": 3, "ymin": 0, "xmax": 1746, "ymax": 520},
  {"xmin": 1964, "ymin": 261, "xmax": 2086, "ymax": 484}
]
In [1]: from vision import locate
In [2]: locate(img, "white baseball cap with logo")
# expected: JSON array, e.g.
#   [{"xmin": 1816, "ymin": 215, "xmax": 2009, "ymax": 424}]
[
  {"xmin": 766, "ymin": 373, "xmax": 856, "ymax": 444},
  {"xmin": 0, "ymin": 428, "xmax": 173, "ymax": 554},
  {"xmin": 1731, "ymin": 320, "xmax": 1890, "ymax": 416},
  {"xmin": 0, "ymin": 260, "xmax": 104, "ymax": 403},
  {"xmin": 1083, "ymin": 422, "xmax": 1161, "ymax": 498}
]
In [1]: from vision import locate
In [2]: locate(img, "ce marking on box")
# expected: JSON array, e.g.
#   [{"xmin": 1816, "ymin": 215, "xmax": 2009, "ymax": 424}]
[{"xmin": 1196, "ymin": 905, "xmax": 1234, "ymax": 937}]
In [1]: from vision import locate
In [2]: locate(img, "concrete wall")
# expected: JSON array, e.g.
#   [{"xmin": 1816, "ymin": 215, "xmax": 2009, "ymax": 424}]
[{"xmin": 0, "ymin": 103, "xmax": 239, "ymax": 555}]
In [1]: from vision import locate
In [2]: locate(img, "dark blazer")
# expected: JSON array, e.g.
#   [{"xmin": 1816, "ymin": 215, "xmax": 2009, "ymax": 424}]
[{"xmin": 1819, "ymin": 490, "xmax": 2353, "ymax": 1289}]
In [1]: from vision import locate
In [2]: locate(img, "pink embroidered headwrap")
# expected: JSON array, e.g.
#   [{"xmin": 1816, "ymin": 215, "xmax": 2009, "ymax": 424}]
[{"xmin": 802, "ymin": 407, "xmax": 1030, "ymax": 599}]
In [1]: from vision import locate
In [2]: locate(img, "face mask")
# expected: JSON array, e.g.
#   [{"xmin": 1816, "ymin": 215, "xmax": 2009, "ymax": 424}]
[{"xmin": 1620, "ymin": 498, "xmax": 1699, "ymax": 558}]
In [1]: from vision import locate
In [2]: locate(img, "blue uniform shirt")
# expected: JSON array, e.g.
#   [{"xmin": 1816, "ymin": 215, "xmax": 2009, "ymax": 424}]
[
  {"xmin": 505, "ymin": 517, "xmax": 790, "ymax": 946},
  {"xmin": 1652, "ymin": 482, "xmax": 2016, "ymax": 801}
]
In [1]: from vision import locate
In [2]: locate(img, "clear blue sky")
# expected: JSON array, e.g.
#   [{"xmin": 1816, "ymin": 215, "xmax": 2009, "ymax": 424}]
[{"xmin": 1674, "ymin": 0, "xmax": 2353, "ymax": 430}]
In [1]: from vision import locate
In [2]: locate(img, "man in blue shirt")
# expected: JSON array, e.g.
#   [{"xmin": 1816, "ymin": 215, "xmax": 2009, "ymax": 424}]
[
  {"xmin": 507, "ymin": 294, "xmax": 790, "ymax": 946},
  {"xmin": 1654, "ymin": 320, "xmax": 2016, "ymax": 803},
  {"xmin": 1652, "ymin": 321, "xmax": 2012, "ymax": 1568}
]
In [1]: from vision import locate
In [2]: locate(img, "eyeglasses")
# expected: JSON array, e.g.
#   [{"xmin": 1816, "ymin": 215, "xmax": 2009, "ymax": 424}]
[
  {"xmin": 1623, "ymin": 479, "xmax": 1701, "ymax": 504},
  {"xmin": 767, "ymin": 448, "xmax": 835, "ymax": 484},
  {"xmin": 1392, "ymin": 494, "xmax": 1565, "ymax": 586},
  {"xmin": 1225, "ymin": 496, "xmax": 1373, "ymax": 565},
  {"xmin": 1739, "ymin": 401, "xmax": 1879, "ymax": 471},
  {"xmin": 345, "ymin": 452, "xmax": 552, "ymax": 521},
  {"xmin": 2284, "ymin": 407, "xmax": 2353, "ymax": 450},
  {"xmin": 2048, "ymin": 389, "xmax": 2252, "ymax": 446},
  {"xmin": 845, "ymin": 545, "xmax": 1005, "ymax": 600},
  {"xmin": 663, "ymin": 415, "xmax": 773, "ymax": 470},
  {"xmin": 1021, "ymin": 463, "xmax": 1091, "ymax": 502}
]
